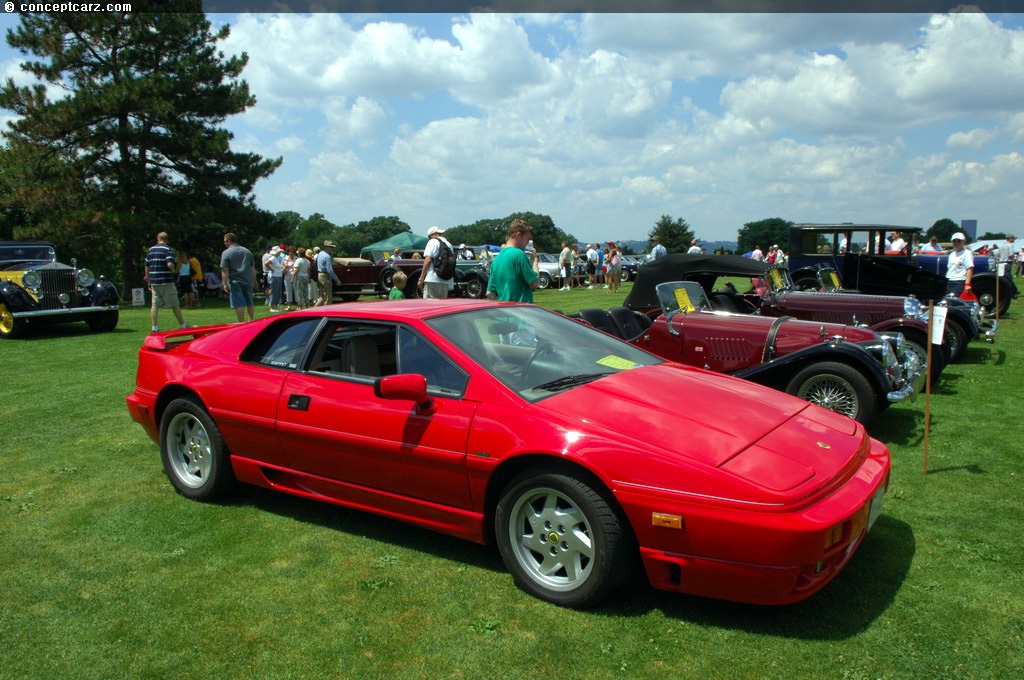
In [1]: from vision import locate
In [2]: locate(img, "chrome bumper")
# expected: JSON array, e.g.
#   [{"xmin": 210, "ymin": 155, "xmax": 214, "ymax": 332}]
[
  {"xmin": 982, "ymin": 318, "xmax": 997, "ymax": 343},
  {"xmin": 13, "ymin": 304, "xmax": 119, "ymax": 318},
  {"xmin": 887, "ymin": 382, "xmax": 916, "ymax": 403}
]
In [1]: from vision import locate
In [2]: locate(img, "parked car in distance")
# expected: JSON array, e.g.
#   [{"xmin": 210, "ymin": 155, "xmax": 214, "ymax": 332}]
[
  {"xmin": 328, "ymin": 252, "xmax": 488, "ymax": 301},
  {"xmin": 809, "ymin": 264, "xmax": 994, "ymax": 362},
  {"xmin": 624, "ymin": 254, "xmax": 949, "ymax": 383},
  {"xmin": 785, "ymin": 223, "xmax": 1018, "ymax": 317},
  {"xmin": 574, "ymin": 281, "xmax": 918, "ymax": 426},
  {"xmin": 127, "ymin": 299, "xmax": 889, "ymax": 609},
  {"xmin": 0, "ymin": 240, "xmax": 119, "ymax": 339}
]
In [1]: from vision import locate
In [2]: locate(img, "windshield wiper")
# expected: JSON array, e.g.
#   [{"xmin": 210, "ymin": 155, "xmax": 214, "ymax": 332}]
[{"xmin": 532, "ymin": 373, "xmax": 607, "ymax": 392}]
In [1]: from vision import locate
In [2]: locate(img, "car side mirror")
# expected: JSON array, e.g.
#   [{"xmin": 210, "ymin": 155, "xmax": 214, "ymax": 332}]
[{"xmin": 374, "ymin": 374, "xmax": 435, "ymax": 412}]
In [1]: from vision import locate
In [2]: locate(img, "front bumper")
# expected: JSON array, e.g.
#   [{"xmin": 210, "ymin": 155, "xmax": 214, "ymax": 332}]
[{"xmin": 13, "ymin": 304, "xmax": 119, "ymax": 318}]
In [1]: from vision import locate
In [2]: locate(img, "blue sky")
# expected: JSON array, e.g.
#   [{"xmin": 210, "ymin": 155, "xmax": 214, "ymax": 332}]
[{"xmin": 2, "ymin": 11, "xmax": 1023, "ymax": 245}]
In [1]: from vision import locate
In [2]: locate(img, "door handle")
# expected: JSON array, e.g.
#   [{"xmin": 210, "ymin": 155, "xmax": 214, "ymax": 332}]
[{"xmin": 287, "ymin": 395, "xmax": 311, "ymax": 411}]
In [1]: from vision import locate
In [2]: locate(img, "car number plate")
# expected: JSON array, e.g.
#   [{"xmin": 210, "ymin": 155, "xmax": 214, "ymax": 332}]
[{"xmin": 867, "ymin": 485, "xmax": 885, "ymax": 532}]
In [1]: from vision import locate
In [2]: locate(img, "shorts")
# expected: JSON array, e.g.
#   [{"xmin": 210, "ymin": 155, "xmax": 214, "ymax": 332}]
[
  {"xmin": 229, "ymin": 280, "xmax": 254, "ymax": 309},
  {"xmin": 586, "ymin": 262, "xmax": 596, "ymax": 275},
  {"xmin": 150, "ymin": 282, "xmax": 179, "ymax": 309}
]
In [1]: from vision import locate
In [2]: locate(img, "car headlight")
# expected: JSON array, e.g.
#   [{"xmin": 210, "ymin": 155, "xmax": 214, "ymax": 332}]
[
  {"xmin": 76, "ymin": 268, "xmax": 95, "ymax": 287},
  {"xmin": 23, "ymin": 270, "xmax": 42, "ymax": 288},
  {"xmin": 903, "ymin": 297, "xmax": 922, "ymax": 317}
]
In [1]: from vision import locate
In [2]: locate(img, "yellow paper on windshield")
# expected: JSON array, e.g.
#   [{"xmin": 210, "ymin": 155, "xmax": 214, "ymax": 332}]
[
  {"xmin": 673, "ymin": 288, "xmax": 696, "ymax": 313},
  {"xmin": 827, "ymin": 271, "xmax": 841, "ymax": 288},
  {"xmin": 769, "ymin": 269, "xmax": 784, "ymax": 288},
  {"xmin": 597, "ymin": 355, "xmax": 638, "ymax": 370}
]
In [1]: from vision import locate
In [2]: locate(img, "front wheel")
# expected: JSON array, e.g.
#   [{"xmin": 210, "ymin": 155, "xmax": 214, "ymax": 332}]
[
  {"xmin": 495, "ymin": 467, "xmax": 635, "ymax": 608},
  {"xmin": 786, "ymin": 361, "xmax": 876, "ymax": 425},
  {"xmin": 159, "ymin": 397, "xmax": 236, "ymax": 501},
  {"xmin": 537, "ymin": 272, "xmax": 553, "ymax": 290},
  {"xmin": 86, "ymin": 310, "xmax": 119, "ymax": 332},
  {"xmin": 0, "ymin": 302, "xmax": 27, "ymax": 339},
  {"xmin": 465, "ymin": 277, "xmax": 485, "ymax": 299}
]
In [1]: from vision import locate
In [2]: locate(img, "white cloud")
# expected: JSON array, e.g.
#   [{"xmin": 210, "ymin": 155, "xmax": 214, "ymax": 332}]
[{"xmin": 947, "ymin": 127, "xmax": 997, "ymax": 149}]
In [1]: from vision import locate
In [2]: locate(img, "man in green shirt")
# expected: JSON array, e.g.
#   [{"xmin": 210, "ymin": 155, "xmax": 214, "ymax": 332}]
[{"xmin": 486, "ymin": 219, "xmax": 540, "ymax": 302}]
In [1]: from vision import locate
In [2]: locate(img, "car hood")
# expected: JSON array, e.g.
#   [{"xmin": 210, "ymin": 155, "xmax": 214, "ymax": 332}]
[{"xmin": 537, "ymin": 363, "xmax": 862, "ymax": 499}]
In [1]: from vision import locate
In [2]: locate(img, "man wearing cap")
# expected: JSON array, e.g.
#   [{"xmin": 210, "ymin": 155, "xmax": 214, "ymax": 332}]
[
  {"xmin": 419, "ymin": 226, "xmax": 455, "ymax": 298},
  {"xmin": 266, "ymin": 245, "xmax": 284, "ymax": 312},
  {"xmin": 487, "ymin": 219, "xmax": 540, "ymax": 302},
  {"xmin": 314, "ymin": 241, "xmax": 341, "ymax": 307},
  {"xmin": 946, "ymin": 232, "xmax": 974, "ymax": 297}
]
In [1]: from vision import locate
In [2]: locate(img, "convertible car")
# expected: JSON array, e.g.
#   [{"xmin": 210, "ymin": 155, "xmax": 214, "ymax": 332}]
[
  {"xmin": 625, "ymin": 255, "xmax": 949, "ymax": 383},
  {"xmin": 127, "ymin": 299, "xmax": 890, "ymax": 609},
  {"xmin": 575, "ymin": 281, "xmax": 918, "ymax": 427}
]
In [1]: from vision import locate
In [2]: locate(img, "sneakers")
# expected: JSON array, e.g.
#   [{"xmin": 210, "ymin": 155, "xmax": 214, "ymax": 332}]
[
  {"xmin": 587, "ymin": 285, "xmax": 594, "ymax": 289},
  {"xmin": 180, "ymin": 323, "xmax": 195, "ymax": 329},
  {"xmin": 151, "ymin": 326, "xmax": 160, "ymax": 333},
  {"xmin": 560, "ymin": 285, "xmax": 570, "ymax": 291}
]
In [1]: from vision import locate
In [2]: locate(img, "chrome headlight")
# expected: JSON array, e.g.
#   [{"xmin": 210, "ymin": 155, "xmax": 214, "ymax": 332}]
[
  {"xmin": 903, "ymin": 297, "xmax": 922, "ymax": 317},
  {"xmin": 879, "ymin": 331, "xmax": 905, "ymax": 360},
  {"xmin": 76, "ymin": 268, "xmax": 95, "ymax": 287},
  {"xmin": 23, "ymin": 270, "xmax": 42, "ymax": 288}
]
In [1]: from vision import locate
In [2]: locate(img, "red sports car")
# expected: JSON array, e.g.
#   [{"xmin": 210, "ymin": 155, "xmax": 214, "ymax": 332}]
[{"xmin": 126, "ymin": 299, "xmax": 890, "ymax": 608}]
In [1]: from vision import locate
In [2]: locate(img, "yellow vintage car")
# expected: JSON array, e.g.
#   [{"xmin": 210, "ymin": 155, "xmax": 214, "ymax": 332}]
[{"xmin": 0, "ymin": 241, "xmax": 119, "ymax": 339}]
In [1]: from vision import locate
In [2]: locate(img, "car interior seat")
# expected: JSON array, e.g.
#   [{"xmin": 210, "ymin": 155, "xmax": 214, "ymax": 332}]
[
  {"xmin": 607, "ymin": 306, "xmax": 652, "ymax": 341},
  {"xmin": 578, "ymin": 308, "xmax": 621, "ymax": 338},
  {"xmin": 342, "ymin": 335, "xmax": 381, "ymax": 377}
]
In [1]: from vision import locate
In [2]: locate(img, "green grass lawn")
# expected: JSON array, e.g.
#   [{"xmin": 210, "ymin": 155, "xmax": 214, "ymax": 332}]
[{"xmin": 1, "ymin": 289, "xmax": 1022, "ymax": 678}]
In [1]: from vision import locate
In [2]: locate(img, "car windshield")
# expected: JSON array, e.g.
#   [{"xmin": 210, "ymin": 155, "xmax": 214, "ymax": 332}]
[
  {"xmin": 655, "ymin": 281, "xmax": 711, "ymax": 313},
  {"xmin": 426, "ymin": 305, "xmax": 663, "ymax": 402},
  {"xmin": 0, "ymin": 244, "xmax": 55, "ymax": 263}
]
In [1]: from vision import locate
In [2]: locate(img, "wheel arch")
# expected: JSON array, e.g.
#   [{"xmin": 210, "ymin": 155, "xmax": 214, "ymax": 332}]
[
  {"xmin": 732, "ymin": 343, "xmax": 890, "ymax": 397},
  {"xmin": 154, "ymin": 384, "xmax": 209, "ymax": 432},
  {"xmin": 482, "ymin": 453, "xmax": 623, "ymax": 546}
]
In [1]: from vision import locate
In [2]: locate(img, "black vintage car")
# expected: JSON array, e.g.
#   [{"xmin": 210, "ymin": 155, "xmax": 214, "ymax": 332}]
[
  {"xmin": 0, "ymin": 241, "xmax": 120, "ymax": 339},
  {"xmin": 785, "ymin": 223, "xmax": 1018, "ymax": 317}
]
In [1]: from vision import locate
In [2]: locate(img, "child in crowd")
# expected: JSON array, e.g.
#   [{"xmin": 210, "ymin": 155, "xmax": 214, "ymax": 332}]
[{"xmin": 389, "ymin": 271, "xmax": 408, "ymax": 299}]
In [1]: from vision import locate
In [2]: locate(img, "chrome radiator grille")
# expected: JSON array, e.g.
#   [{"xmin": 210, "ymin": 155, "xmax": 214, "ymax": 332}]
[{"xmin": 38, "ymin": 268, "xmax": 77, "ymax": 310}]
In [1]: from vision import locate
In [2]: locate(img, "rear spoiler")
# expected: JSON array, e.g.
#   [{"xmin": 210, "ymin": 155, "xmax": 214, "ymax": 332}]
[{"xmin": 143, "ymin": 324, "xmax": 235, "ymax": 351}]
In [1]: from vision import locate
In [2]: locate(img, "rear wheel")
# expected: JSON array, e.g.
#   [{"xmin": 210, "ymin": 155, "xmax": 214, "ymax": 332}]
[
  {"xmin": 495, "ymin": 467, "xmax": 635, "ymax": 608},
  {"xmin": 0, "ymin": 302, "xmax": 27, "ymax": 339},
  {"xmin": 975, "ymin": 280, "xmax": 1012, "ymax": 317},
  {"xmin": 786, "ymin": 361, "xmax": 876, "ymax": 425},
  {"xmin": 159, "ymin": 397, "xmax": 236, "ymax": 502},
  {"xmin": 944, "ymin": 320, "xmax": 969, "ymax": 363}
]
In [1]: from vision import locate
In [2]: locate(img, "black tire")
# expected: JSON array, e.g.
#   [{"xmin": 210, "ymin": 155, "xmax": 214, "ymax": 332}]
[
  {"xmin": 159, "ymin": 397, "xmax": 236, "ymax": 502},
  {"xmin": 901, "ymin": 331, "xmax": 944, "ymax": 387},
  {"xmin": 975, "ymin": 281, "xmax": 1011, "ymax": 318},
  {"xmin": 405, "ymin": 271, "xmax": 422, "ymax": 298},
  {"xmin": 0, "ymin": 302, "xmax": 27, "ymax": 339},
  {"xmin": 86, "ymin": 310, "xmax": 119, "ymax": 332},
  {"xmin": 466, "ymin": 277, "xmax": 485, "ymax": 299},
  {"xmin": 620, "ymin": 269, "xmax": 630, "ymax": 283},
  {"xmin": 785, "ymin": 361, "xmax": 876, "ymax": 425},
  {"xmin": 495, "ymin": 467, "xmax": 635, "ymax": 608},
  {"xmin": 378, "ymin": 267, "xmax": 398, "ymax": 294},
  {"xmin": 944, "ymin": 320, "xmax": 969, "ymax": 363},
  {"xmin": 537, "ymin": 272, "xmax": 553, "ymax": 290}
]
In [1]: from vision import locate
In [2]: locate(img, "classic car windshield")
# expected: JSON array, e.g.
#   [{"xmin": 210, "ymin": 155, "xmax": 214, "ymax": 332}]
[
  {"xmin": 0, "ymin": 244, "xmax": 56, "ymax": 263},
  {"xmin": 656, "ymin": 281, "xmax": 711, "ymax": 313},
  {"xmin": 427, "ymin": 305, "xmax": 663, "ymax": 401}
]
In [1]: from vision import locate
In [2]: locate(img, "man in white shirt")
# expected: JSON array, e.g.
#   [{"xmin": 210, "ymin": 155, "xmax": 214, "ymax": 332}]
[
  {"xmin": 650, "ymin": 237, "xmax": 667, "ymax": 260},
  {"xmin": 687, "ymin": 239, "xmax": 701, "ymax": 254},
  {"xmin": 889, "ymin": 231, "xmax": 906, "ymax": 253},
  {"xmin": 750, "ymin": 245, "xmax": 764, "ymax": 261},
  {"xmin": 558, "ymin": 242, "xmax": 573, "ymax": 291},
  {"xmin": 419, "ymin": 225, "xmax": 455, "ymax": 298}
]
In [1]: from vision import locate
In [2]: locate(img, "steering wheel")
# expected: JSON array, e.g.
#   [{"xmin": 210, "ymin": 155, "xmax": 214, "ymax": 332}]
[{"xmin": 522, "ymin": 341, "xmax": 555, "ymax": 385}]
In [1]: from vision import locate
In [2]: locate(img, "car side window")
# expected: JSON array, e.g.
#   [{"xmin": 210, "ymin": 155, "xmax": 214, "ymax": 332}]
[
  {"xmin": 307, "ymin": 322, "xmax": 397, "ymax": 380},
  {"xmin": 397, "ymin": 326, "xmax": 468, "ymax": 397},
  {"xmin": 243, "ymin": 319, "xmax": 321, "ymax": 370}
]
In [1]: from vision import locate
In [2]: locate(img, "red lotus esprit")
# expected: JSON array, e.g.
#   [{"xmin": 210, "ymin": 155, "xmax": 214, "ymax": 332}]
[{"xmin": 126, "ymin": 299, "xmax": 890, "ymax": 608}]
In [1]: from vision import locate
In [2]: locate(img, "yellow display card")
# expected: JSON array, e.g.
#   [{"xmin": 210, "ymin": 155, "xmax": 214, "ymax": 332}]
[
  {"xmin": 673, "ymin": 288, "xmax": 696, "ymax": 313},
  {"xmin": 769, "ymin": 269, "xmax": 784, "ymax": 288},
  {"xmin": 597, "ymin": 355, "xmax": 638, "ymax": 370}
]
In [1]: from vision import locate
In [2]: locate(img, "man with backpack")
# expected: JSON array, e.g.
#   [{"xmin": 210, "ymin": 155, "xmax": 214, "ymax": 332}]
[{"xmin": 419, "ymin": 225, "xmax": 456, "ymax": 298}]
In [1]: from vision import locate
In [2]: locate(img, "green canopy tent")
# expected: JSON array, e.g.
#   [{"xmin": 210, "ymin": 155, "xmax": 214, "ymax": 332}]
[{"xmin": 360, "ymin": 232, "xmax": 429, "ymax": 262}]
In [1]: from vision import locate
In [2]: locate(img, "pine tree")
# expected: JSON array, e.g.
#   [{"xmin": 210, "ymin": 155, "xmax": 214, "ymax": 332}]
[{"xmin": 0, "ymin": 2, "xmax": 281, "ymax": 293}]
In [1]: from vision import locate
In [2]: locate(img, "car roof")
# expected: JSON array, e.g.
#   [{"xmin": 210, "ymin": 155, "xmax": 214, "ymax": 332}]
[
  {"xmin": 792, "ymin": 223, "xmax": 922, "ymax": 233},
  {"xmin": 284, "ymin": 297, "xmax": 524, "ymax": 322},
  {"xmin": 624, "ymin": 254, "xmax": 769, "ymax": 309}
]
